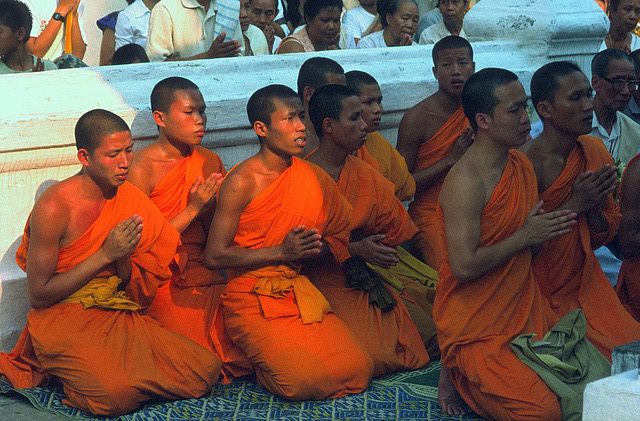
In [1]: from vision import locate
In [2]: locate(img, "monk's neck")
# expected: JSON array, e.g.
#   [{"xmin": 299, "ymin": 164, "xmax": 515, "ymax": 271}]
[
  {"xmin": 77, "ymin": 170, "xmax": 117, "ymax": 201},
  {"xmin": 257, "ymin": 146, "xmax": 294, "ymax": 173},
  {"xmin": 471, "ymin": 134, "xmax": 511, "ymax": 169},
  {"xmin": 158, "ymin": 136, "xmax": 195, "ymax": 159},
  {"xmin": 594, "ymin": 102, "xmax": 617, "ymax": 134},
  {"xmin": 302, "ymin": 115, "xmax": 320, "ymax": 156},
  {"xmin": 433, "ymin": 89, "xmax": 462, "ymax": 115},
  {"xmin": 309, "ymin": 142, "xmax": 348, "ymax": 182},
  {"xmin": 536, "ymin": 127, "xmax": 577, "ymax": 160}
]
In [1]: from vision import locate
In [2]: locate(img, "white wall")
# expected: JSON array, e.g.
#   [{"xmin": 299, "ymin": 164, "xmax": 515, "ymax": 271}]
[{"xmin": 0, "ymin": 0, "xmax": 608, "ymax": 351}]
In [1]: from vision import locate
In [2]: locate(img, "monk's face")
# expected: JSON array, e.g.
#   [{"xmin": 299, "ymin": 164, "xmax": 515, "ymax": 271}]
[
  {"xmin": 593, "ymin": 58, "xmax": 636, "ymax": 112},
  {"xmin": 264, "ymin": 98, "xmax": 307, "ymax": 156},
  {"xmin": 329, "ymin": 96, "xmax": 368, "ymax": 152},
  {"xmin": 84, "ymin": 131, "xmax": 134, "ymax": 189},
  {"xmin": 159, "ymin": 89, "xmax": 207, "ymax": 147},
  {"xmin": 306, "ymin": 7, "xmax": 341, "ymax": 49},
  {"xmin": 542, "ymin": 71, "xmax": 594, "ymax": 136},
  {"xmin": 250, "ymin": 0, "xmax": 278, "ymax": 31},
  {"xmin": 433, "ymin": 47, "xmax": 475, "ymax": 97},
  {"xmin": 483, "ymin": 81, "xmax": 531, "ymax": 148},
  {"xmin": 357, "ymin": 83, "xmax": 383, "ymax": 133}
]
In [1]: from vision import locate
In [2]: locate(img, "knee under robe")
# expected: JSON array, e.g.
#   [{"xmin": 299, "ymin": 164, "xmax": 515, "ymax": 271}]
[
  {"xmin": 356, "ymin": 131, "xmax": 416, "ymax": 201},
  {"xmin": 210, "ymin": 157, "xmax": 374, "ymax": 400},
  {"xmin": 408, "ymin": 106, "xmax": 469, "ymax": 270},
  {"xmin": 305, "ymin": 155, "xmax": 432, "ymax": 372},
  {"xmin": 434, "ymin": 151, "xmax": 561, "ymax": 421},
  {"xmin": 1, "ymin": 182, "xmax": 220, "ymax": 416},
  {"xmin": 532, "ymin": 136, "xmax": 640, "ymax": 360},
  {"xmin": 146, "ymin": 146, "xmax": 227, "ymax": 350}
]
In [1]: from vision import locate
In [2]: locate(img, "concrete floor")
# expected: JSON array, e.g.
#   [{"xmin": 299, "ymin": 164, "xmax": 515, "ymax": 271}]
[{"xmin": 0, "ymin": 392, "xmax": 67, "ymax": 420}]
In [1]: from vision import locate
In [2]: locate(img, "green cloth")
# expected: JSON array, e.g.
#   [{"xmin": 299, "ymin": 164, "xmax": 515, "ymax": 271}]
[
  {"xmin": 510, "ymin": 309, "xmax": 611, "ymax": 421},
  {"xmin": 342, "ymin": 256, "xmax": 397, "ymax": 312},
  {"xmin": 367, "ymin": 246, "xmax": 439, "ymax": 293}
]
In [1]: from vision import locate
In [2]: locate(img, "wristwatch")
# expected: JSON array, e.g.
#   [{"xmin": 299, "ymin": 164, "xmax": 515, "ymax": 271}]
[{"xmin": 52, "ymin": 12, "xmax": 65, "ymax": 22}]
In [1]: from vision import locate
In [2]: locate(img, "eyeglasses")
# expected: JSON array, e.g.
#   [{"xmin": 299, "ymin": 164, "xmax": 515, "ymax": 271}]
[{"xmin": 601, "ymin": 76, "xmax": 640, "ymax": 91}]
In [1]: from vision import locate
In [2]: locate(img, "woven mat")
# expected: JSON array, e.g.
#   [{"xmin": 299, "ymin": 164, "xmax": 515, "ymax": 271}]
[{"xmin": 0, "ymin": 361, "xmax": 485, "ymax": 421}]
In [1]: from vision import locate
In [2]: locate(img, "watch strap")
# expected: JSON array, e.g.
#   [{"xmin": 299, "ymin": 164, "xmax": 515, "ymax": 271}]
[{"xmin": 52, "ymin": 12, "xmax": 65, "ymax": 22}]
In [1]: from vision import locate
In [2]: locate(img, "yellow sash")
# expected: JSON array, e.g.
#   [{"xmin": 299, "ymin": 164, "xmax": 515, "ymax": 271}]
[
  {"xmin": 250, "ymin": 265, "xmax": 331, "ymax": 324},
  {"xmin": 60, "ymin": 276, "xmax": 141, "ymax": 311}
]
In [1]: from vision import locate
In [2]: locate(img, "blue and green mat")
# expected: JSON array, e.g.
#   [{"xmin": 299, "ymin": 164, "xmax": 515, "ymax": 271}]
[{"xmin": 0, "ymin": 361, "xmax": 485, "ymax": 420}]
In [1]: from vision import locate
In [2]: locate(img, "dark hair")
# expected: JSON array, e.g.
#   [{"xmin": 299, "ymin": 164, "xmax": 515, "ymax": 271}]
[
  {"xmin": 151, "ymin": 77, "xmax": 200, "ymax": 113},
  {"xmin": 247, "ymin": 84, "xmax": 300, "ymax": 126},
  {"xmin": 432, "ymin": 35, "xmax": 473, "ymax": 66},
  {"xmin": 631, "ymin": 48, "xmax": 640, "ymax": 66},
  {"xmin": 297, "ymin": 57, "xmax": 345, "ymax": 99},
  {"xmin": 461, "ymin": 68, "xmax": 519, "ymax": 131},
  {"xmin": 283, "ymin": 0, "xmax": 303, "ymax": 29},
  {"xmin": 345, "ymin": 70, "xmax": 379, "ymax": 95},
  {"xmin": 609, "ymin": 0, "xmax": 621, "ymax": 11},
  {"xmin": 591, "ymin": 48, "xmax": 637, "ymax": 77},
  {"xmin": 435, "ymin": 0, "xmax": 469, "ymax": 7},
  {"xmin": 530, "ymin": 61, "xmax": 582, "ymax": 114},
  {"xmin": 303, "ymin": 0, "xmax": 343, "ymax": 22},
  {"xmin": 377, "ymin": 0, "xmax": 417, "ymax": 28},
  {"xmin": 0, "ymin": 0, "xmax": 32, "ymax": 39},
  {"xmin": 75, "ymin": 109, "xmax": 130, "ymax": 153},
  {"xmin": 309, "ymin": 84, "xmax": 357, "ymax": 137},
  {"xmin": 111, "ymin": 43, "xmax": 149, "ymax": 65}
]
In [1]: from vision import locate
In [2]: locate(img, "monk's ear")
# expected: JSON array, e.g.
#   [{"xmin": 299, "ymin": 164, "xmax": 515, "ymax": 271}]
[
  {"xmin": 153, "ymin": 110, "xmax": 166, "ymax": 128},
  {"xmin": 15, "ymin": 27, "xmax": 26, "ymax": 42},
  {"xmin": 322, "ymin": 117, "xmax": 333, "ymax": 135},
  {"xmin": 77, "ymin": 148, "xmax": 91, "ymax": 167},
  {"xmin": 536, "ymin": 100, "xmax": 552, "ymax": 121},
  {"xmin": 303, "ymin": 86, "xmax": 314, "ymax": 105},
  {"xmin": 475, "ymin": 113, "xmax": 490, "ymax": 131},
  {"xmin": 254, "ymin": 120, "xmax": 268, "ymax": 137},
  {"xmin": 432, "ymin": 66, "xmax": 437, "ymax": 78},
  {"xmin": 591, "ymin": 75, "xmax": 602, "ymax": 92}
]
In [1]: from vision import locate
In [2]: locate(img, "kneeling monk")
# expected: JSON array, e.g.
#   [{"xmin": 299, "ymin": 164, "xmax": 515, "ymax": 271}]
[
  {"xmin": 0, "ymin": 110, "xmax": 220, "ymax": 416},
  {"xmin": 205, "ymin": 85, "xmax": 374, "ymax": 400}
]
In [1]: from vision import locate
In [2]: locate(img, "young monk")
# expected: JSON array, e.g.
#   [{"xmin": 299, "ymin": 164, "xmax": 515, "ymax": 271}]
[
  {"xmin": 0, "ymin": 109, "xmax": 220, "ymax": 416},
  {"xmin": 204, "ymin": 84, "xmax": 374, "ymax": 400},
  {"xmin": 435, "ymin": 68, "xmax": 577, "ymax": 420},
  {"xmin": 305, "ymin": 84, "xmax": 432, "ymax": 371},
  {"xmin": 345, "ymin": 70, "xmax": 416, "ymax": 201},
  {"xmin": 128, "ymin": 77, "xmax": 225, "ymax": 351},
  {"xmin": 523, "ymin": 61, "xmax": 640, "ymax": 360},
  {"xmin": 616, "ymin": 151, "xmax": 640, "ymax": 321},
  {"xmin": 397, "ymin": 35, "xmax": 475, "ymax": 270}
]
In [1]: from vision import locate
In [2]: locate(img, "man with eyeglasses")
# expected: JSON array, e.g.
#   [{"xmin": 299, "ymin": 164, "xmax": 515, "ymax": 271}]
[{"xmin": 623, "ymin": 48, "xmax": 640, "ymax": 124}]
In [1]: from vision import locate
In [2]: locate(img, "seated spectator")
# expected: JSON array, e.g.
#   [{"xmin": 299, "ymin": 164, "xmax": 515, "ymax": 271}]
[
  {"xmin": 624, "ymin": 48, "xmax": 640, "ymax": 123},
  {"xmin": 240, "ymin": 0, "xmax": 269, "ymax": 55},
  {"xmin": 419, "ymin": 0, "xmax": 467, "ymax": 45},
  {"xmin": 249, "ymin": 0, "xmax": 281, "ymax": 52},
  {"xmin": 276, "ymin": 0, "xmax": 342, "ymax": 53},
  {"xmin": 24, "ymin": 0, "xmax": 86, "ymax": 60},
  {"xmin": 342, "ymin": 0, "xmax": 380, "ymax": 45},
  {"xmin": 600, "ymin": 0, "xmax": 640, "ymax": 53},
  {"xmin": 111, "ymin": 43, "xmax": 149, "ymax": 65},
  {"xmin": 96, "ymin": 6, "xmax": 126, "ymax": 66},
  {"xmin": 279, "ymin": 0, "xmax": 304, "ymax": 37},
  {"xmin": 146, "ymin": 0, "xmax": 242, "ymax": 61},
  {"xmin": 115, "ymin": 0, "xmax": 159, "ymax": 52},
  {"xmin": 0, "ymin": 0, "xmax": 57, "ymax": 74},
  {"xmin": 414, "ymin": 6, "xmax": 441, "ymax": 42},
  {"xmin": 357, "ymin": 0, "xmax": 418, "ymax": 49}
]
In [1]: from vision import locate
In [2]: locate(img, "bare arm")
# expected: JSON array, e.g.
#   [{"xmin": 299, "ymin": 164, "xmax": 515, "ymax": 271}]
[
  {"xmin": 98, "ymin": 27, "xmax": 115, "ymax": 66},
  {"xmin": 274, "ymin": 38, "xmax": 305, "ymax": 54},
  {"xmin": 27, "ymin": 197, "xmax": 143, "ymax": 309},
  {"xmin": 26, "ymin": 0, "xmax": 80, "ymax": 57},
  {"xmin": 441, "ymin": 165, "xmax": 577, "ymax": 283},
  {"xmin": 620, "ymin": 159, "xmax": 640, "ymax": 259},
  {"xmin": 204, "ymin": 173, "xmax": 322, "ymax": 270},
  {"xmin": 164, "ymin": 33, "xmax": 240, "ymax": 61}
]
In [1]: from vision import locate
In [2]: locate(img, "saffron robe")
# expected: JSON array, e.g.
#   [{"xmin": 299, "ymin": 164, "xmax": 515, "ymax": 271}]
[
  {"xmin": 1, "ymin": 182, "xmax": 220, "ymax": 416},
  {"xmin": 356, "ymin": 131, "xmax": 416, "ymax": 201},
  {"xmin": 532, "ymin": 136, "xmax": 640, "ymax": 360},
  {"xmin": 408, "ymin": 106, "xmax": 469, "ymax": 270},
  {"xmin": 304, "ymin": 156, "xmax": 431, "ymax": 374},
  {"xmin": 211, "ymin": 157, "xmax": 374, "ymax": 400},
  {"xmin": 435, "ymin": 151, "xmax": 561, "ymax": 421},
  {"xmin": 616, "ymin": 153, "xmax": 640, "ymax": 322},
  {"xmin": 146, "ymin": 146, "xmax": 227, "ymax": 350}
]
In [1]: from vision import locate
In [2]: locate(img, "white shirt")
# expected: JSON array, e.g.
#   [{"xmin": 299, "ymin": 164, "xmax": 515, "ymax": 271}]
[
  {"xmin": 24, "ymin": 0, "xmax": 85, "ymax": 60},
  {"xmin": 598, "ymin": 33, "xmax": 640, "ymax": 52},
  {"xmin": 342, "ymin": 5, "xmax": 376, "ymax": 39},
  {"xmin": 357, "ymin": 30, "xmax": 417, "ymax": 49},
  {"xmin": 590, "ymin": 110, "xmax": 622, "ymax": 160},
  {"xmin": 115, "ymin": 0, "xmax": 152, "ymax": 50},
  {"xmin": 418, "ymin": 20, "xmax": 466, "ymax": 45}
]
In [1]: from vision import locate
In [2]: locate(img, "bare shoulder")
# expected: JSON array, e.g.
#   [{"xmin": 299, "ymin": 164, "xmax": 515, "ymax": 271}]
[
  {"xmin": 276, "ymin": 39, "xmax": 305, "ymax": 54},
  {"xmin": 218, "ymin": 158, "xmax": 260, "ymax": 207},
  {"xmin": 30, "ymin": 178, "xmax": 74, "ymax": 235},
  {"xmin": 440, "ymin": 156, "xmax": 486, "ymax": 211}
]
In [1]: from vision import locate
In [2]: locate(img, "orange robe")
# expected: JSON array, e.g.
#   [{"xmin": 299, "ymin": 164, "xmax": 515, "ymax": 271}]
[
  {"xmin": 435, "ymin": 151, "xmax": 561, "ymax": 421},
  {"xmin": 616, "ymin": 153, "xmax": 640, "ymax": 321},
  {"xmin": 408, "ymin": 106, "xmax": 469, "ymax": 270},
  {"xmin": 0, "ymin": 182, "xmax": 220, "ymax": 416},
  {"xmin": 533, "ymin": 136, "xmax": 640, "ymax": 360},
  {"xmin": 211, "ymin": 157, "xmax": 374, "ymax": 400},
  {"xmin": 304, "ymin": 156, "xmax": 430, "ymax": 375},
  {"xmin": 356, "ymin": 131, "xmax": 416, "ymax": 201},
  {"xmin": 146, "ymin": 146, "xmax": 227, "ymax": 350}
]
